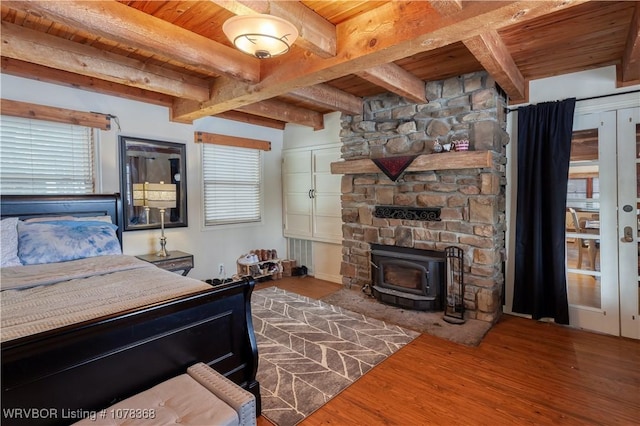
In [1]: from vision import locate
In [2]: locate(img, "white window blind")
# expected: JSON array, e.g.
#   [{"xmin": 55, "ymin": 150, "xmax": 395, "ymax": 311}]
[
  {"xmin": 0, "ymin": 115, "xmax": 95, "ymax": 194},
  {"xmin": 202, "ymin": 144, "xmax": 262, "ymax": 225}
]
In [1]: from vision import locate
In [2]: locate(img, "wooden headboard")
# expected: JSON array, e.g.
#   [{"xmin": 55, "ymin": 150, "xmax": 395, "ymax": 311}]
[{"xmin": 0, "ymin": 194, "xmax": 123, "ymax": 246}]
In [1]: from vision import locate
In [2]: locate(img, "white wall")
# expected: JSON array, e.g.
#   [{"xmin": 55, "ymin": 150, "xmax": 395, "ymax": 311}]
[
  {"xmin": 504, "ymin": 65, "xmax": 640, "ymax": 313},
  {"xmin": 0, "ymin": 74, "xmax": 286, "ymax": 281},
  {"xmin": 283, "ymin": 111, "xmax": 342, "ymax": 149}
]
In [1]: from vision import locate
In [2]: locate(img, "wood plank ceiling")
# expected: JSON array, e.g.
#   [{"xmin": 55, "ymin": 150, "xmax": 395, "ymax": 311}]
[{"xmin": 1, "ymin": 1, "xmax": 638, "ymax": 130}]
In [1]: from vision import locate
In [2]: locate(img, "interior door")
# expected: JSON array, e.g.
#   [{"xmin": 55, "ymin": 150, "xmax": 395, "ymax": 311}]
[
  {"xmin": 283, "ymin": 150, "xmax": 313, "ymax": 238},
  {"xmin": 312, "ymin": 147, "xmax": 342, "ymax": 243},
  {"xmin": 566, "ymin": 108, "xmax": 640, "ymax": 338}
]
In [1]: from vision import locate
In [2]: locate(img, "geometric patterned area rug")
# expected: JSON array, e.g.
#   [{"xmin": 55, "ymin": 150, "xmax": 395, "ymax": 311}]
[{"xmin": 251, "ymin": 287, "xmax": 419, "ymax": 426}]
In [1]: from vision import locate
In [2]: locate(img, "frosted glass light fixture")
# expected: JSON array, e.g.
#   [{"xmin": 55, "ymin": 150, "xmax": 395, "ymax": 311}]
[{"xmin": 223, "ymin": 14, "xmax": 298, "ymax": 59}]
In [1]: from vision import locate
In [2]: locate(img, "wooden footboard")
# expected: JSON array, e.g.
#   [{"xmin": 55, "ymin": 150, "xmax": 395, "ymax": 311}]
[{"xmin": 1, "ymin": 278, "xmax": 260, "ymax": 425}]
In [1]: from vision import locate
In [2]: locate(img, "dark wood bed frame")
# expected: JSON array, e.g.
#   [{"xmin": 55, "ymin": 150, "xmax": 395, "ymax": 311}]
[{"xmin": 1, "ymin": 194, "xmax": 260, "ymax": 425}]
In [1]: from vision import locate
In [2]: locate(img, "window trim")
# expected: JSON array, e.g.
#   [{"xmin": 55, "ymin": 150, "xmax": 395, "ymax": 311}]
[{"xmin": 0, "ymin": 99, "xmax": 112, "ymax": 130}]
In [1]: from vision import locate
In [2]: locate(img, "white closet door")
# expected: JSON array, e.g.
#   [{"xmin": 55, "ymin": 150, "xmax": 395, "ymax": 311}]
[
  {"xmin": 313, "ymin": 147, "xmax": 342, "ymax": 243},
  {"xmin": 283, "ymin": 150, "xmax": 312, "ymax": 238}
]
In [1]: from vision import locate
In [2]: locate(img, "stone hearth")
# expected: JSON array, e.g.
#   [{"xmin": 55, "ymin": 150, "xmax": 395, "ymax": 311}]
[{"xmin": 337, "ymin": 71, "xmax": 508, "ymax": 323}]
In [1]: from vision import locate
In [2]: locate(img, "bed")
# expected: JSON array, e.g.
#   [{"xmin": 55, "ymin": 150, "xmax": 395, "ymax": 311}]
[{"xmin": 0, "ymin": 194, "xmax": 260, "ymax": 425}]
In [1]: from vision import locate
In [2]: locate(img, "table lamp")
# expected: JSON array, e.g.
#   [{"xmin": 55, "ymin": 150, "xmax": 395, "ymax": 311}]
[
  {"xmin": 132, "ymin": 182, "xmax": 150, "ymax": 224},
  {"xmin": 145, "ymin": 182, "xmax": 176, "ymax": 257}
]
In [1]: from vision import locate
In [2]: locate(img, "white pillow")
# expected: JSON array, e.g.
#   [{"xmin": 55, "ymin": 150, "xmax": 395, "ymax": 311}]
[{"xmin": 1, "ymin": 217, "xmax": 22, "ymax": 267}]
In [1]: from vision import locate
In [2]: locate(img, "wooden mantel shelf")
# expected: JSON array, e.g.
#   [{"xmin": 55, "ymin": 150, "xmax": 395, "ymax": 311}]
[{"xmin": 330, "ymin": 150, "xmax": 495, "ymax": 174}]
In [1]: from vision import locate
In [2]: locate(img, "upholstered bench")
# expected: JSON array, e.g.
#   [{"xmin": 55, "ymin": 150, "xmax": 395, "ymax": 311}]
[{"xmin": 74, "ymin": 363, "xmax": 256, "ymax": 426}]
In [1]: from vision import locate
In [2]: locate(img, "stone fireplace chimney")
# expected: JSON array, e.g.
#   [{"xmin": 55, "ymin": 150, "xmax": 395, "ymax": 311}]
[{"xmin": 333, "ymin": 71, "xmax": 508, "ymax": 323}]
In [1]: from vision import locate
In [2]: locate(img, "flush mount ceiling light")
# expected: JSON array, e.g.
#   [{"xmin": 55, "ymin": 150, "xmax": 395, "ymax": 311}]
[{"xmin": 222, "ymin": 14, "xmax": 299, "ymax": 59}]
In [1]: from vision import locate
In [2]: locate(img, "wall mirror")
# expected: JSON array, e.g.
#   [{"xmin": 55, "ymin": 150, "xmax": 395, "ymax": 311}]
[{"xmin": 119, "ymin": 136, "xmax": 187, "ymax": 231}]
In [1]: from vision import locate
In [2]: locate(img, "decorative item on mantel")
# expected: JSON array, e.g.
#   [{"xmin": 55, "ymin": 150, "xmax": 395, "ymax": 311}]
[
  {"xmin": 454, "ymin": 139, "xmax": 470, "ymax": 151},
  {"xmin": 443, "ymin": 246, "xmax": 466, "ymax": 324},
  {"xmin": 371, "ymin": 155, "xmax": 418, "ymax": 181},
  {"xmin": 432, "ymin": 140, "xmax": 456, "ymax": 153}
]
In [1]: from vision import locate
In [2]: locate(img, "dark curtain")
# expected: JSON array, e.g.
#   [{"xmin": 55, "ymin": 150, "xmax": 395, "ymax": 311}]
[{"xmin": 512, "ymin": 98, "xmax": 576, "ymax": 324}]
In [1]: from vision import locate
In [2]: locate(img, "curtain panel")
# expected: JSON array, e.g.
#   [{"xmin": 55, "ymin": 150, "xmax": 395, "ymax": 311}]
[{"xmin": 513, "ymin": 98, "xmax": 576, "ymax": 324}]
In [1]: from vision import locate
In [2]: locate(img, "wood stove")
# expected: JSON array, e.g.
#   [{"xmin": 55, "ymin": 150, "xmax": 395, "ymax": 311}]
[{"xmin": 370, "ymin": 244, "xmax": 445, "ymax": 311}]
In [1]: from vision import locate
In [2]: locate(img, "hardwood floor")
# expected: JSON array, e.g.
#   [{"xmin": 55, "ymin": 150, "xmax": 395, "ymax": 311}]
[
  {"xmin": 256, "ymin": 276, "xmax": 640, "ymax": 425},
  {"xmin": 256, "ymin": 275, "xmax": 342, "ymax": 299}
]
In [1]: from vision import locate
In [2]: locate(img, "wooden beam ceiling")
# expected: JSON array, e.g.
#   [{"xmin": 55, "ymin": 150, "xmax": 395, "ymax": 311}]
[
  {"xmin": 235, "ymin": 99, "xmax": 325, "ymax": 130},
  {"xmin": 463, "ymin": 30, "xmax": 525, "ymax": 103},
  {"xmin": 172, "ymin": 0, "xmax": 589, "ymax": 122},
  {"xmin": 1, "ymin": 58, "xmax": 174, "ymax": 107},
  {"xmin": 215, "ymin": 1, "xmax": 426, "ymax": 115},
  {"xmin": 2, "ymin": 0, "xmax": 628, "ymax": 129},
  {"xmin": 429, "ymin": 0, "xmax": 464, "ymax": 17},
  {"xmin": 287, "ymin": 84, "xmax": 363, "ymax": 115},
  {"xmin": 622, "ymin": 3, "xmax": 640, "ymax": 83},
  {"xmin": 355, "ymin": 64, "xmax": 427, "ymax": 104},
  {"xmin": 1, "ymin": 21, "xmax": 211, "ymax": 101},
  {"xmin": 3, "ymin": 0, "xmax": 260, "ymax": 83},
  {"xmin": 213, "ymin": 110, "xmax": 286, "ymax": 130}
]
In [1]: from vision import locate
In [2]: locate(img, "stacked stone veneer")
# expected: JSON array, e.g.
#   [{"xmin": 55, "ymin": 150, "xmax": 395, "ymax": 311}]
[{"xmin": 339, "ymin": 71, "xmax": 508, "ymax": 323}]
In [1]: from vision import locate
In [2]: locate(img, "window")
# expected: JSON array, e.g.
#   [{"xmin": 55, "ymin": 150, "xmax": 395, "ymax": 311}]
[
  {"xmin": 202, "ymin": 144, "xmax": 262, "ymax": 226},
  {"xmin": 0, "ymin": 115, "xmax": 95, "ymax": 194},
  {"xmin": 567, "ymin": 162, "xmax": 600, "ymax": 211}
]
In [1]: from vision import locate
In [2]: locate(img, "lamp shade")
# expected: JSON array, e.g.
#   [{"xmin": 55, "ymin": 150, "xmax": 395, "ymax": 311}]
[
  {"xmin": 223, "ymin": 14, "xmax": 298, "ymax": 59},
  {"xmin": 132, "ymin": 182, "xmax": 147, "ymax": 207},
  {"xmin": 145, "ymin": 182, "xmax": 176, "ymax": 209}
]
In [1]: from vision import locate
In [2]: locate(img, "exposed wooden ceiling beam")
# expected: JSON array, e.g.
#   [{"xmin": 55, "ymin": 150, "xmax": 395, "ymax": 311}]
[
  {"xmin": 463, "ymin": 30, "xmax": 525, "ymax": 102},
  {"xmin": 172, "ymin": 0, "xmax": 587, "ymax": 122},
  {"xmin": 1, "ymin": 21, "xmax": 211, "ymax": 101},
  {"xmin": 621, "ymin": 2, "xmax": 640, "ymax": 82},
  {"xmin": 204, "ymin": 0, "xmax": 268, "ymax": 16},
  {"xmin": 270, "ymin": 1, "xmax": 336, "ymax": 58},
  {"xmin": 1, "ymin": 58, "xmax": 174, "ymax": 107},
  {"xmin": 356, "ymin": 64, "xmax": 427, "ymax": 104},
  {"xmin": 287, "ymin": 84, "xmax": 363, "ymax": 115},
  {"xmin": 212, "ymin": 0, "xmax": 337, "ymax": 58},
  {"xmin": 1, "ymin": 57, "xmax": 286, "ymax": 131},
  {"xmin": 217, "ymin": 2, "xmax": 422, "ymax": 113},
  {"xmin": 3, "ymin": 0, "xmax": 260, "ymax": 84},
  {"xmin": 214, "ymin": 110, "xmax": 286, "ymax": 130},
  {"xmin": 236, "ymin": 99, "xmax": 324, "ymax": 130},
  {"xmin": 429, "ymin": 0, "xmax": 464, "ymax": 16}
]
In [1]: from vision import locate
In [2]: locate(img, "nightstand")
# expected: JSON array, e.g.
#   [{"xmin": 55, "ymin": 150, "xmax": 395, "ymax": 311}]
[{"xmin": 136, "ymin": 250, "xmax": 194, "ymax": 276}]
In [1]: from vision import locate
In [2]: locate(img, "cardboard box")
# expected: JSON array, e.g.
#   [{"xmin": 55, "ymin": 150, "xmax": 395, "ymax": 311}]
[{"xmin": 281, "ymin": 259, "xmax": 296, "ymax": 277}]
